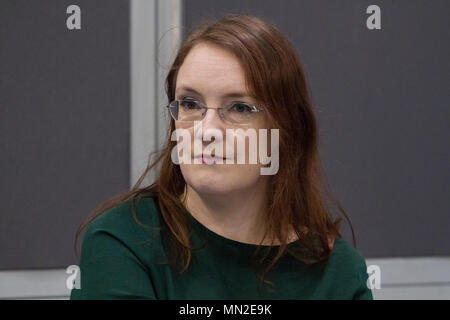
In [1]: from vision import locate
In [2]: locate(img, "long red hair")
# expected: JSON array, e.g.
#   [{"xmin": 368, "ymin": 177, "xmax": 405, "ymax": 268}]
[{"xmin": 74, "ymin": 14, "xmax": 355, "ymax": 293}]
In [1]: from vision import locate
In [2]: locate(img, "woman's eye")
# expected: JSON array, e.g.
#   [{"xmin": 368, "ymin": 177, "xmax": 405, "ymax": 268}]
[
  {"xmin": 180, "ymin": 99, "xmax": 200, "ymax": 109},
  {"xmin": 231, "ymin": 103, "xmax": 251, "ymax": 113}
]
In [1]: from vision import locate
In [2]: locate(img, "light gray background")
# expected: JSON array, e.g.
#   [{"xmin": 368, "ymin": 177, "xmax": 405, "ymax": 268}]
[{"xmin": 0, "ymin": 0, "xmax": 448, "ymax": 270}]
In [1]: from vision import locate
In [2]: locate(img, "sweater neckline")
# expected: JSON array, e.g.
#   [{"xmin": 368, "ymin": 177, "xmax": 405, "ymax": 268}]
[{"xmin": 187, "ymin": 211, "xmax": 302, "ymax": 250}]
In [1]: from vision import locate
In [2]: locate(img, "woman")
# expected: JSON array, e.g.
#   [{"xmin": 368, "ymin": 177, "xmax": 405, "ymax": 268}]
[{"xmin": 71, "ymin": 14, "xmax": 373, "ymax": 300}]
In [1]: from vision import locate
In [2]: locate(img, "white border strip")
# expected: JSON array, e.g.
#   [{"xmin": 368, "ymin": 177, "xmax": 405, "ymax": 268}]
[
  {"xmin": 366, "ymin": 256, "xmax": 450, "ymax": 285},
  {"xmin": 0, "ymin": 269, "xmax": 70, "ymax": 300},
  {"xmin": 1, "ymin": 257, "xmax": 449, "ymax": 299},
  {"xmin": 366, "ymin": 257, "xmax": 450, "ymax": 300},
  {"xmin": 130, "ymin": 0, "xmax": 182, "ymax": 187}
]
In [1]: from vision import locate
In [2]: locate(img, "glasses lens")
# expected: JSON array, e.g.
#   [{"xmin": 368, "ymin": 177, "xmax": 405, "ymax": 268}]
[
  {"xmin": 168, "ymin": 101, "xmax": 179, "ymax": 120},
  {"xmin": 176, "ymin": 99, "xmax": 204, "ymax": 121},
  {"xmin": 168, "ymin": 100, "xmax": 262, "ymax": 124},
  {"xmin": 223, "ymin": 103, "xmax": 258, "ymax": 124}
]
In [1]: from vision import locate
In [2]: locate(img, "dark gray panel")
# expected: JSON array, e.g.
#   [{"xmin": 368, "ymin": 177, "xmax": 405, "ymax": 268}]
[
  {"xmin": 0, "ymin": 0, "xmax": 129, "ymax": 269},
  {"xmin": 183, "ymin": 0, "xmax": 450, "ymax": 257}
]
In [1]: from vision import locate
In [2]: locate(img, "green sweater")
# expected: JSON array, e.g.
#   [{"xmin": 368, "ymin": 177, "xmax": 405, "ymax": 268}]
[{"xmin": 70, "ymin": 196, "xmax": 373, "ymax": 300}]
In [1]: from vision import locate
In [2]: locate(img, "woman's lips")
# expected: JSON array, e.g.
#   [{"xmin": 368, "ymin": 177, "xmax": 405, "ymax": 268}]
[{"xmin": 193, "ymin": 154, "xmax": 227, "ymax": 164}]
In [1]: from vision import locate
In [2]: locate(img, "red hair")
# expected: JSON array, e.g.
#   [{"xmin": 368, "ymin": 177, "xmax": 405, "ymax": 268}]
[{"xmin": 75, "ymin": 14, "xmax": 355, "ymax": 293}]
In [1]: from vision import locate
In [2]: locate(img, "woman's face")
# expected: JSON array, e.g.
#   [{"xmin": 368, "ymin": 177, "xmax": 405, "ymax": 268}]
[{"xmin": 174, "ymin": 42, "xmax": 271, "ymax": 197}]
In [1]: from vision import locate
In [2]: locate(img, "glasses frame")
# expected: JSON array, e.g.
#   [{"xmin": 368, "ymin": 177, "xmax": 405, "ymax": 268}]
[{"xmin": 166, "ymin": 99, "xmax": 264, "ymax": 125}]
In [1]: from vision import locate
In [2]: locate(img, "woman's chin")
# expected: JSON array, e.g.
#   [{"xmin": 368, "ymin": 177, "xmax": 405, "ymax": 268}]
[
  {"xmin": 180, "ymin": 164, "xmax": 263, "ymax": 196},
  {"xmin": 187, "ymin": 176, "xmax": 233, "ymax": 195}
]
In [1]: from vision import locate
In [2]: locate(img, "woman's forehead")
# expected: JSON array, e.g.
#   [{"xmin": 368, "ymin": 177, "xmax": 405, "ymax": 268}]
[{"xmin": 176, "ymin": 43, "xmax": 248, "ymax": 96}]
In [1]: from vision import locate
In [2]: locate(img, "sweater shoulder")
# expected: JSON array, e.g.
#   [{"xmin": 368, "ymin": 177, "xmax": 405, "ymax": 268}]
[
  {"xmin": 328, "ymin": 237, "xmax": 368, "ymax": 271},
  {"xmin": 80, "ymin": 195, "xmax": 164, "ymax": 264},
  {"xmin": 324, "ymin": 237, "xmax": 371, "ymax": 291},
  {"xmin": 86, "ymin": 195, "xmax": 161, "ymax": 235}
]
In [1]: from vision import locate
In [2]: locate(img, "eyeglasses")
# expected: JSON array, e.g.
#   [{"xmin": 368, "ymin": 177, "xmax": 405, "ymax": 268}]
[{"xmin": 166, "ymin": 98, "xmax": 264, "ymax": 125}]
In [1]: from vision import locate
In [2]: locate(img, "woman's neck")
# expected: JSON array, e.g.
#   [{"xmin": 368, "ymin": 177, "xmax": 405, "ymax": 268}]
[{"xmin": 182, "ymin": 180, "xmax": 275, "ymax": 245}]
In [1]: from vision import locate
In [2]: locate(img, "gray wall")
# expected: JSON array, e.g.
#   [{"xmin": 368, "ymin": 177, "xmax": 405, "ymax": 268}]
[
  {"xmin": 183, "ymin": 0, "xmax": 450, "ymax": 257},
  {"xmin": 0, "ymin": 0, "xmax": 448, "ymax": 271},
  {"xmin": 0, "ymin": 0, "xmax": 130, "ymax": 269}
]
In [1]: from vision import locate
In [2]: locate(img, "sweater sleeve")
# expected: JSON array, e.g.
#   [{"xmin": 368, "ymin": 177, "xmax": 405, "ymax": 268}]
[{"xmin": 70, "ymin": 220, "xmax": 157, "ymax": 300}]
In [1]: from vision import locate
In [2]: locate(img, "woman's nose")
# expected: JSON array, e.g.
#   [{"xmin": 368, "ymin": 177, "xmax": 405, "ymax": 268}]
[
  {"xmin": 194, "ymin": 107, "xmax": 226, "ymax": 141},
  {"xmin": 202, "ymin": 107, "xmax": 225, "ymax": 129}
]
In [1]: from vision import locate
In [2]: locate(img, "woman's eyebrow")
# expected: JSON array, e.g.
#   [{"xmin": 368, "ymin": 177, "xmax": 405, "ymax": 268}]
[{"xmin": 177, "ymin": 85, "xmax": 250, "ymax": 99}]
